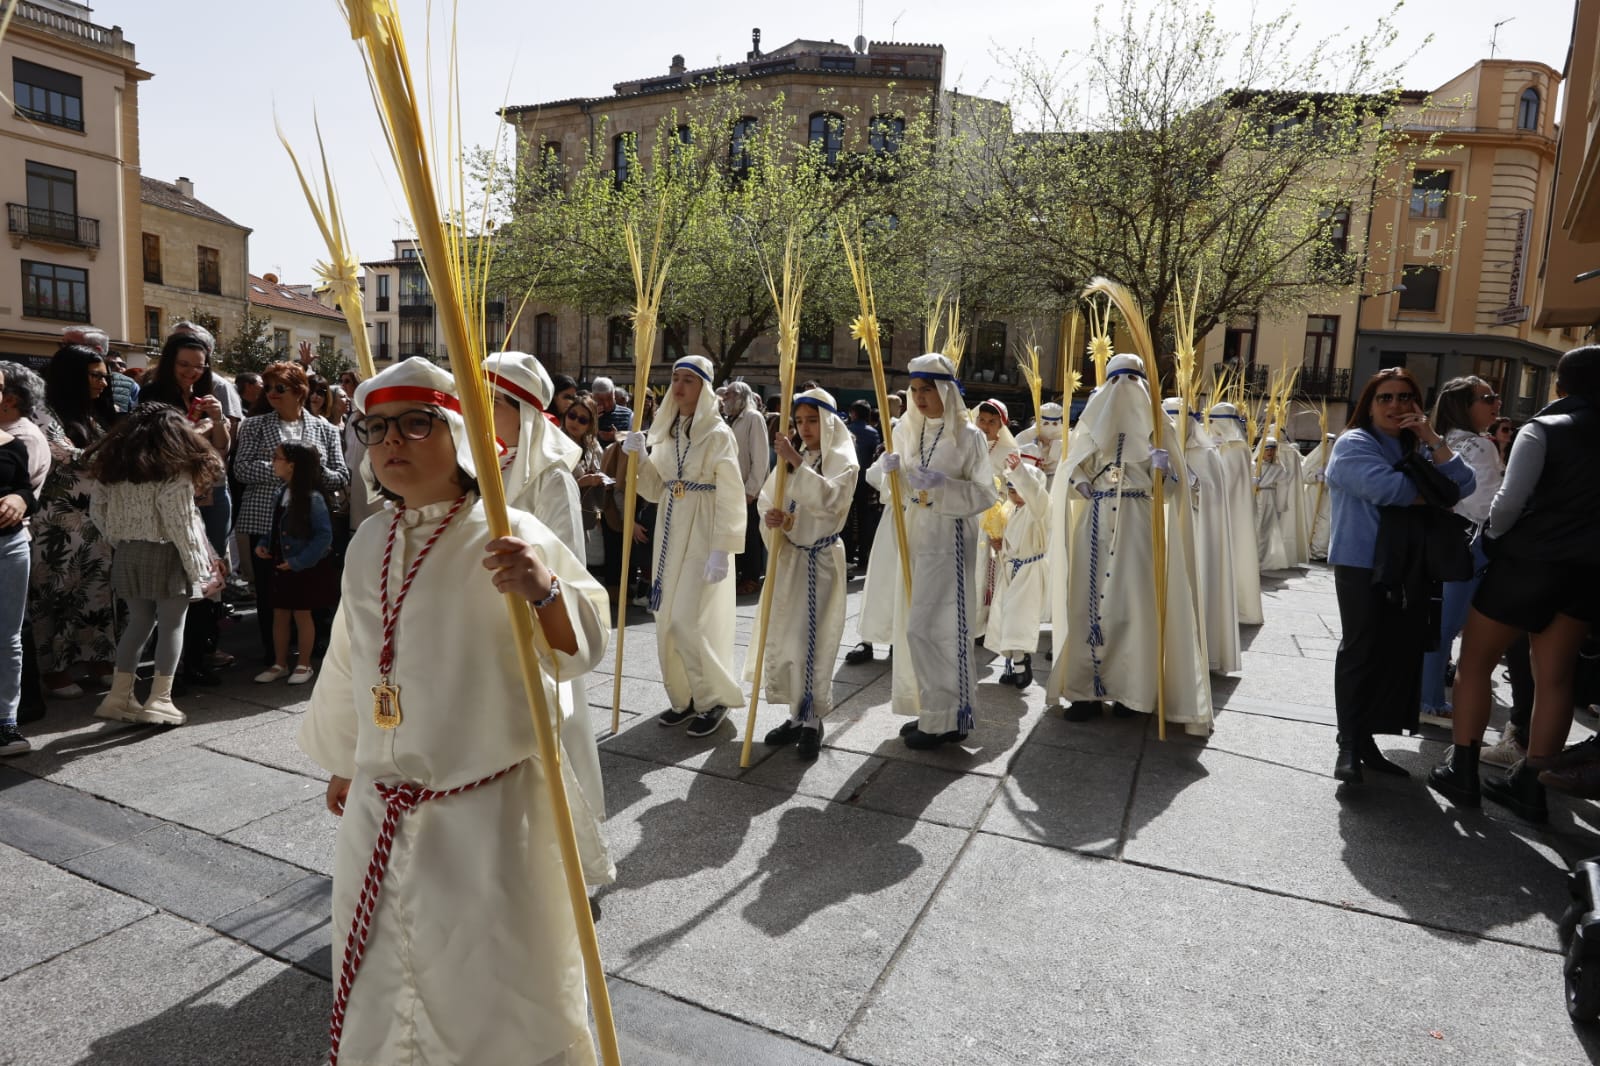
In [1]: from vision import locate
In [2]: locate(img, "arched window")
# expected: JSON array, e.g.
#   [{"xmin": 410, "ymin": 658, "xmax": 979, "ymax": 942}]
[
  {"xmin": 869, "ymin": 114, "xmax": 905, "ymax": 155},
  {"xmin": 612, "ymin": 132, "xmax": 635, "ymax": 186},
  {"xmin": 808, "ymin": 111, "xmax": 845, "ymax": 166},
  {"xmin": 729, "ymin": 116, "xmax": 758, "ymax": 174},
  {"xmin": 1518, "ymin": 87, "xmax": 1540, "ymax": 131}
]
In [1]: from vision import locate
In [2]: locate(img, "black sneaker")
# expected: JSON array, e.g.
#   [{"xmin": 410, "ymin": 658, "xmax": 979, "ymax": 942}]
[
  {"xmin": 685, "ymin": 705, "xmax": 729, "ymax": 737},
  {"xmin": 0, "ymin": 726, "xmax": 31, "ymax": 757},
  {"xmin": 658, "ymin": 706, "xmax": 696, "ymax": 728},
  {"xmin": 765, "ymin": 720, "xmax": 804, "ymax": 746},
  {"xmin": 844, "ymin": 642, "xmax": 875, "ymax": 665},
  {"xmin": 797, "ymin": 723, "xmax": 823, "ymax": 760}
]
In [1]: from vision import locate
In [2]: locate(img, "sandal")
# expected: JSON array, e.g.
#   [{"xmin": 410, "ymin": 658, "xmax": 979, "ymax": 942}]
[{"xmin": 254, "ymin": 665, "xmax": 290, "ymax": 683}]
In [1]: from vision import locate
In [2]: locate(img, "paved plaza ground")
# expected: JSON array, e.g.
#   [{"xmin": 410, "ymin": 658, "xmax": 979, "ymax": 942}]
[{"xmin": 3, "ymin": 563, "xmax": 1598, "ymax": 1065}]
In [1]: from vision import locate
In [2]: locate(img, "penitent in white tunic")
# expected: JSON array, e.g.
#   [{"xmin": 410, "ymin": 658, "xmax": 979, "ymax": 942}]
[
  {"xmin": 986, "ymin": 459, "xmax": 1051, "ymax": 659},
  {"xmin": 298, "ymin": 498, "xmax": 607, "ymax": 1066}
]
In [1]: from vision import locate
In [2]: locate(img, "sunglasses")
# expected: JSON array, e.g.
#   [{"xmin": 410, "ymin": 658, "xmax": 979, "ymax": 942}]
[
  {"xmin": 1372, "ymin": 391, "xmax": 1416, "ymax": 405},
  {"xmin": 566, "ymin": 412, "xmax": 593, "ymax": 426},
  {"xmin": 266, "ymin": 383, "xmax": 294, "ymax": 395},
  {"xmin": 1475, "ymin": 392, "xmax": 1500, "ymax": 404},
  {"xmin": 352, "ymin": 408, "xmax": 443, "ymax": 444}
]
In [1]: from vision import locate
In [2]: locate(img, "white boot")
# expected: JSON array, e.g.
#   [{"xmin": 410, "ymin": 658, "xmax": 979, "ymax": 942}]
[
  {"xmin": 93, "ymin": 671, "xmax": 140, "ymax": 722},
  {"xmin": 131, "ymin": 675, "xmax": 185, "ymax": 725}
]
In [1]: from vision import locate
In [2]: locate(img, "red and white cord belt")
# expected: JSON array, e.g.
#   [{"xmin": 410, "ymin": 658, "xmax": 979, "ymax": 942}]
[{"xmin": 328, "ymin": 760, "xmax": 525, "ymax": 1065}]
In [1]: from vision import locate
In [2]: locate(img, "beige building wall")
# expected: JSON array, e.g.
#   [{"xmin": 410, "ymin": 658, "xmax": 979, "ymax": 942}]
[
  {"xmin": 1537, "ymin": 0, "xmax": 1600, "ymax": 335},
  {"xmin": 139, "ymin": 182, "xmax": 250, "ymax": 349},
  {"xmin": 1, "ymin": 1, "xmax": 148, "ymax": 362}
]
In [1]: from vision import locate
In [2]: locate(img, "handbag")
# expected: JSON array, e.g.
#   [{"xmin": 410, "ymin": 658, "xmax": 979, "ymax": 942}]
[{"xmin": 1392, "ymin": 451, "xmax": 1472, "ymax": 582}]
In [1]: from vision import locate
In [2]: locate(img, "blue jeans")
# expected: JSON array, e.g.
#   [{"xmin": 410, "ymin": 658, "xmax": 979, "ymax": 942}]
[
  {"xmin": 0, "ymin": 532, "xmax": 30, "ymax": 727},
  {"xmin": 1420, "ymin": 534, "xmax": 1489, "ymax": 710}
]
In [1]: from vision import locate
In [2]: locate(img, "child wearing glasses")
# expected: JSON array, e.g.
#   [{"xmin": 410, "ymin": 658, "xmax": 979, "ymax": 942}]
[
  {"xmin": 1324, "ymin": 368, "xmax": 1475, "ymax": 784},
  {"xmin": 297, "ymin": 357, "xmax": 610, "ymax": 1066}
]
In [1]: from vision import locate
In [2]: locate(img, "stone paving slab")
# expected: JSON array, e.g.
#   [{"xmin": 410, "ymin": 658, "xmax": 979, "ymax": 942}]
[
  {"xmin": 822, "ymin": 676, "xmax": 1042, "ymax": 777},
  {"xmin": 0, "ymin": 913, "xmax": 331, "ymax": 1066},
  {"xmin": 743, "ymin": 743, "xmax": 884, "ymax": 804},
  {"xmin": 211, "ymin": 874, "xmax": 334, "ymax": 981},
  {"xmin": 62, "ymin": 822, "xmax": 309, "ymax": 925},
  {"xmin": 222, "ymin": 796, "xmax": 340, "ymax": 877},
  {"xmin": 0, "ymin": 765, "xmax": 163, "ymax": 864},
  {"xmin": 200, "ymin": 713, "xmax": 325, "ymax": 779},
  {"xmin": 0, "ymin": 844, "xmax": 153, "ymax": 980},
  {"xmin": 601, "ymin": 710, "xmax": 783, "ymax": 779},
  {"xmin": 1123, "ymin": 740, "xmax": 1573, "ymax": 951},
  {"xmin": 851, "ymin": 758, "xmax": 1001, "ymax": 830},
  {"xmin": 839, "ymin": 833, "xmax": 1590, "ymax": 1066},
  {"xmin": 611, "ymin": 978, "xmax": 863, "ymax": 1065},
  {"xmin": 980, "ymin": 742, "xmax": 1139, "ymax": 857},
  {"xmin": 63, "ymin": 746, "xmax": 322, "ymax": 835},
  {"xmin": 596, "ymin": 754, "xmax": 967, "ymax": 1048}
]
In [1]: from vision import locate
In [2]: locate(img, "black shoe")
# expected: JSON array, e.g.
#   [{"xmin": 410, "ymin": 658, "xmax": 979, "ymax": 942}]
[
  {"xmin": 1427, "ymin": 741, "xmax": 1481, "ymax": 808},
  {"xmin": 658, "ymin": 705, "xmax": 696, "ymax": 728},
  {"xmin": 0, "ymin": 726, "xmax": 30, "ymax": 757},
  {"xmin": 685, "ymin": 705, "xmax": 729, "ymax": 737},
  {"xmin": 1111, "ymin": 702, "xmax": 1137, "ymax": 718},
  {"xmin": 1065, "ymin": 701, "xmax": 1102, "ymax": 722},
  {"xmin": 899, "ymin": 719, "xmax": 920, "ymax": 737},
  {"xmin": 765, "ymin": 720, "xmax": 804, "ymax": 746},
  {"xmin": 1334, "ymin": 735, "xmax": 1363, "ymax": 783},
  {"xmin": 844, "ymin": 642, "xmax": 875, "ymax": 665},
  {"xmin": 903, "ymin": 727, "xmax": 967, "ymax": 750},
  {"xmin": 1358, "ymin": 734, "xmax": 1409, "ymax": 777},
  {"xmin": 1013, "ymin": 656, "xmax": 1032, "ymax": 692},
  {"xmin": 1482, "ymin": 759, "xmax": 1549, "ymax": 823},
  {"xmin": 797, "ymin": 723, "xmax": 822, "ymax": 760}
]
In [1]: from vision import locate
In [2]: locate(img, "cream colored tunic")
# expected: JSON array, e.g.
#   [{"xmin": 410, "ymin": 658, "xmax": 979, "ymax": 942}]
[
  {"xmin": 298, "ymin": 498, "xmax": 608, "ymax": 1066},
  {"xmin": 986, "ymin": 460, "xmax": 1050, "ymax": 658}
]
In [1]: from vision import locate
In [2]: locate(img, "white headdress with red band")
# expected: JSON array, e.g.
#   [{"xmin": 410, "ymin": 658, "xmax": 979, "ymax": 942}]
[
  {"xmin": 484, "ymin": 352, "xmax": 580, "ymax": 494},
  {"xmin": 354, "ymin": 357, "xmax": 479, "ymax": 478}
]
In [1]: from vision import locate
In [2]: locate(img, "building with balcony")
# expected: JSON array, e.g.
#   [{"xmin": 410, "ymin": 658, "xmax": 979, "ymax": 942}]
[
  {"xmin": 1, "ymin": 0, "xmax": 149, "ymax": 363},
  {"xmin": 360, "ymin": 237, "xmax": 505, "ymax": 366},
  {"xmin": 139, "ymin": 176, "xmax": 250, "ymax": 349},
  {"xmin": 246, "ymin": 273, "xmax": 353, "ymax": 365}
]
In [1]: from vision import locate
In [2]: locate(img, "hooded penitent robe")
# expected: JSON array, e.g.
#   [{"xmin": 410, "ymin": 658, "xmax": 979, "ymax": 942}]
[
  {"xmin": 1302, "ymin": 434, "xmax": 1335, "ymax": 561},
  {"xmin": 1206, "ymin": 405, "xmax": 1265, "ymax": 625},
  {"xmin": 1164, "ymin": 398, "xmax": 1241, "ymax": 675},
  {"xmin": 1255, "ymin": 443, "xmax": 1291, "ymax": 572},
  {"xmin": 986, "ymin": 454, "xmax": 1050, "ymax": 659}
]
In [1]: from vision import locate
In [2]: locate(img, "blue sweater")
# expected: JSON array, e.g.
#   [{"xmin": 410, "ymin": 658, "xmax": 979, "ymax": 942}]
[{"xmin": 1323, "ymin": 428, "xmax": 1475, "ymax": 569}]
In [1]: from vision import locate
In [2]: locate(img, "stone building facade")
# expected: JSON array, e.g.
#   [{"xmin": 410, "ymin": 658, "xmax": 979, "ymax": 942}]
[{"xmin": 139, "ymin": 176, "xmax": 250, "ymax": 350}]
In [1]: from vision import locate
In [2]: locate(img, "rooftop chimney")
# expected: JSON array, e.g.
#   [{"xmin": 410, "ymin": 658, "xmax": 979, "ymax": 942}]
[
  {"xmin": 670, "ymin": 53, "xmax": 685, "ymax": 75},
  {"xmin": 175, "ymin": 176, "xmax": 194, "ymax": 199},
  {"xmin": 749, "ymin": 27, "xmax": 762, "ymax": 60}
]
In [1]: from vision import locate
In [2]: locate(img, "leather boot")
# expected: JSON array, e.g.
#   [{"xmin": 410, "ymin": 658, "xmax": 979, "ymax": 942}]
[
  {"xmin": 1482, "ymin": 759, "xmax": 1548, "ymax": 823},
  {"xmin": 131, "ymin": 676, "xmax": 185, "ymax": 726},
  {"xmin": 1358, "ymin": 734, "xmax": 1409, "ymax": 777},
  {"xmin": 1333, "ymin": 734, "xmax": 1363, "ymax": 783},
  {"xmin": 1426, "ymin": 741, "xmax": 1481, "ymax": 808},
  {"xmin": 93, "ymin": 671, "xmax": 141, "ymax": 723}
]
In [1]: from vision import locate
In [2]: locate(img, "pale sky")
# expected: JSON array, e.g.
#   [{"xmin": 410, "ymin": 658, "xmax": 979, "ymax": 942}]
[{"xmin": 111, "ymin": 0, "xmax": 1579, "ymax": 280}]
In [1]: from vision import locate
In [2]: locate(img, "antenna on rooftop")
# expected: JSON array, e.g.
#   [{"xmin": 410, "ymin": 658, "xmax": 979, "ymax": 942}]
[
  {"xmin": 854, "ymin": 0, "xmax": 866, "ymax": 53},
  {"xmin": 1490, "ymin": 16, "xmax": 1515, "ymax": 60}
]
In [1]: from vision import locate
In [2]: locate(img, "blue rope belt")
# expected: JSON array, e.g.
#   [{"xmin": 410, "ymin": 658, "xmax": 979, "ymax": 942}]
[
  {"xmin": 1085, "ymin": 436, "xmax": 1129, "ymax": 696},
  {"xmin": 796, "ymin": 532, "xmax": 841, "ymax": 722},
  {"xmin": 649, "ymin": 480, "xmax": 717, "ymax": 612},
  {"xmin": 1007, "ymin": 550, "xmax": 1046, "ymax": 580},
  {"xmin": 953, "ymin": 517, "xmax": 974, "ymax": 734}
]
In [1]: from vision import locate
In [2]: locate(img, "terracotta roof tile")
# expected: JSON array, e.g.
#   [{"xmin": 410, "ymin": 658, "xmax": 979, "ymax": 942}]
[{"xmin": 247, "ymin": 275, "xmax": 345, "ymax": 322}]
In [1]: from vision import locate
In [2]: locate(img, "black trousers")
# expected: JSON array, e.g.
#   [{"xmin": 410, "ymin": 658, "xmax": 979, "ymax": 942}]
[
  {"xmin": 736, "ymin": 499, "xmax": 765, "ymax": 582},
  {"xmin": 1334, "ymin": 565, "xmax": 1427, "ymax": 737}
]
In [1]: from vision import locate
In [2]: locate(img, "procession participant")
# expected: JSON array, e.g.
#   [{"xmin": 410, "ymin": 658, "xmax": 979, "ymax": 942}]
[
  {"xmin": 1014, "ymin": 401, "xmax": 1065, "ymax": 477},
  {"xmin": 621, "ymin": 355, "xmax": 746, "ymax": 738},
  {"xmin": 973, "ymin": 398, "xmax": 1020, "ymax": 640},
  {"xmin": 974, "ymin": 398, "xmax": 1020, "ymax": 481},
  {"xmin": 1207, "ymin": 402, "xmax": 1264, "ymax": 625},
  {"xmin": 860, "ymin": 353, "xmax": 995, "ymax": 749},
  {"xmin": 721, "ymin": 380, "xmax": 771, "ymax": 596},
  {"xmin": 1047, "ymin": 354, "xmax": 1213, "ymax": 734},
  {"xmin": 486, "ymin": 351, "xmax": 611, "ymax": 880},
  {"xmin": 1279, "ymin": 430, "xmax": 1313, "ymax": 568},
  {"xmin": 987, "ymin": 449, "xmax": 1050, "ymax": 690},
  {"xmin": 1254, "ymin": 438, "xmax": 1292, "ymax": 571},
  {"xmin": 298, "ymin": 357, "xmax": 610, "ymax": 1066},
  {"xmin": 753, "ymin": 388, "xmax": 858, "ymax": 759},
  {"xmin": 1302, "ymin": 432, "xmax": 1336, "ymax": 561},
  {"xmin": 1164, "ymin": 397, "xmax": 1239, "ymax": 674}
]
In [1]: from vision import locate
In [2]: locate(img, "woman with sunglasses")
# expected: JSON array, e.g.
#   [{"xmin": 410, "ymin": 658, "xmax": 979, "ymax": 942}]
[
  {"xmin": 234, "ymin": 362, "xmax": 349, "ymax": 664},
  {"xmin": 1417, "ymin": 377, "xmax": 1504, "ymax": 725},
  {"xmin": 1323, "ymin": 367, "xmax": 1475, "ymax": 783},
  {"xmin": 30, "ymin": 345, "xmax": 119, "ymax": 697}
]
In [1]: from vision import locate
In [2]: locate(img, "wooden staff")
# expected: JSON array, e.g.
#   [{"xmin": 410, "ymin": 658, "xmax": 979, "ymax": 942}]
[
  {"xmin": 841, "ymin": 226, "xmax": 913, "ymax": 601},
  {"xmin": 740, "ymin": 233, "xmax": 804, "ymax": 768},
  {"xmin": 339, "ymin": 5, "xmax": 619, "ymax": 1062},
  {"xmin": 611, "ymin": 215, "xmax": 672, "ymax": 734},
  {"xmin": 277, "ymin": 117, "xmax": 376, "ymax": 378},
  {"xmin": 1083, "ymin": 277, "xmax": 1167, "ymax": 740}
]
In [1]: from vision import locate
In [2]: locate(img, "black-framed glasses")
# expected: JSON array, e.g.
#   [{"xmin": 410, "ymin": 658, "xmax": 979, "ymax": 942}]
[
  {"xmin": 1372, "ymin": 391, "xmax": 1416, "ymax": 405},
  {"xmin": 87, "ymin": 371, "xmax": 110, "ymax": 381},
  {"xmin": 1476, "ymin": 392, "xmax": 1500, "ymax": 404},
  {"xmin": 352, "ymin": 408, "xmax": 443, "ymax": 444}
]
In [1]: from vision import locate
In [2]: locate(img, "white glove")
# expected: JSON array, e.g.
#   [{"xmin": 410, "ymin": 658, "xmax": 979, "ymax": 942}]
[
  {"xmin": 1150, "ymin": 448, "xmax": 1171, "ymax": 474},
  {"xmin": 621, "ymin": 431, "xmax": 647, "ymax": 456},
  {"xmin": 1074, "ymin": 481, "xmax": 1093, "ymax": 500},
  {"xmin": 881, "ymin": 451, "xmax": 901, "ymax": 473},
  {"xmin": 702, "ymin": 549, "xmax": 730, "ymax": 584},
  {"xmin": 1311, "ymin": 472, "xmax": 1326, "ymax": 484},
  {"xmin": 905, "ymin": 465, "xmax": 947, "ymax": 491}
]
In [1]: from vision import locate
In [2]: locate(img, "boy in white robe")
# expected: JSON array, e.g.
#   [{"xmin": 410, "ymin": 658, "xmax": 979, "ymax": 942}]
[
  {"xmin": 752, "ymin": 388, "xmax": 859, "ymax": 759},
  {"xmin": 1302, "ymin": 432, "xmax": 1335, "ymax": 561},
  {"xmin": 1207, "ymin": 403, "xmax": 1265, "ymax": 625},
  {"xmin": 621, "ymin": 355, "xmax": 746, "ymax": 737},
  {"xmin": 299, "ymin": 358, "xmax": 609, "ymax": 1066},
  {"xmin": 973, "ymin": 398, "xmax": 1020, "ymax": 640},
  {"xmin": 988, "ymin": 449, "xmax": 1050, "ymax": 690},
  {"xmin": 486, "ymin": 351, "xmax": 612, "ymax": 885},
  {"xmin": 1164, "ymin": 397, "xmax": 1241, "ymax": 674},
  {"xmin": 1254, "ymin": 438, "xmax": 1291, "ymax": 571},
  {"xmin": 860, "ymin": 354, "xmax": 996, "ymax": 748},
  {"xmin": 1048, "ymin": 354, "xmax": 1213, "ymax": 735},
  {"xmin": 1014, "ymin": 401, "xmax": 1065, "ymax": 477}
]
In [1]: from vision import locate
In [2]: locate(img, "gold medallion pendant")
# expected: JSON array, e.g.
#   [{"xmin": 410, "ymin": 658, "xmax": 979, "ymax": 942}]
[
  {"xmin": 672, "ymin": 481, "xmax": 687, "ymax": 499},
  {"xmin": 917, "ymin": 490, "xmax": 931, "ymax": 507},
  {"xmin": 372, "ymin": 680, "xmax": 403, "ymax": 729}
]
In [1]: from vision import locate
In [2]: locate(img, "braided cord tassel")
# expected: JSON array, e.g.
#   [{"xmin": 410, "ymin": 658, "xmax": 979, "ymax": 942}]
[{"xmin": 954, "ymin": 516, "xmax": 974, "ymax": 735}]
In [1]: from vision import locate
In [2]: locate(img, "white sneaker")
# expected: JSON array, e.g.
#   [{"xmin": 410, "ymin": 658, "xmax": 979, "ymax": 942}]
[
  {"xmin": 1481, "ymin": 725, "xmax": 1525, "ymax": 769},
  {"xmin": 254, "ymin": 665, "xmax": 290, "ymax": 683}
]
